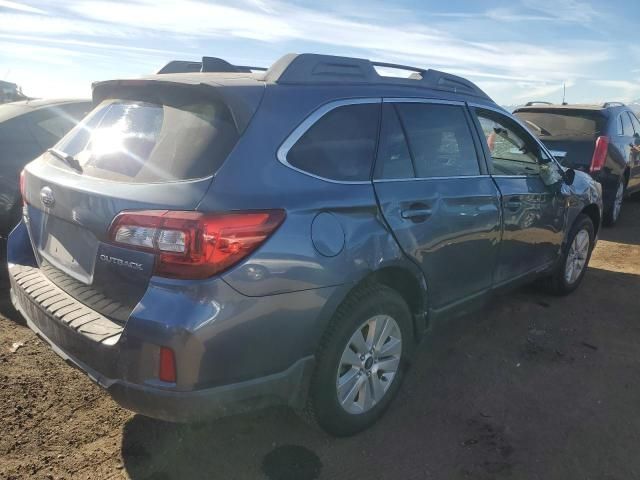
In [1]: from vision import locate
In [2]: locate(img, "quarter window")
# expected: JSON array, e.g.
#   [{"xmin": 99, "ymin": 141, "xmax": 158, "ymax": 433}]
[{"xmin": 286, "ymin": 103, "xmax": 380, "ymax": 182}]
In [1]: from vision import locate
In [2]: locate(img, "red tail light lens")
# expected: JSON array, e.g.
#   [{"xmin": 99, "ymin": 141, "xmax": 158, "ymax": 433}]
[
  {"xmin": 590, "ymin": 135, "xmax": 609, "ymax": 173},
  {"xmin": 159, "ymin": 346, "xmax": 176, "ymax": 383},
  {"xmin": 19, "ymin": 170, "xmax": 26, "ymax": 205},
  {"xmin": 108, "ymin": 210, "xmax": 285, "ymax": 279}
]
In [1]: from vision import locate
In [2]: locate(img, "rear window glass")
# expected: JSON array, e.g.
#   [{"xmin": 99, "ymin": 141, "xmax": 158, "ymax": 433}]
[
  {"xmin": 286, "ymin": 103, "xmax": 380, "ymax": 182},
  {"xmin": 51, "ymin": 99, "xmax": 238, "ymax": 183},
  {"xmin": 515, "ymin": 110, "xmax": 604, "ymax": 138}
]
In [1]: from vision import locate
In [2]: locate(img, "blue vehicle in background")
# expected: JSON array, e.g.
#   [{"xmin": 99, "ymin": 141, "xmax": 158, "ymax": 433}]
[{"xmin": 8, "ymin": 53, "xmax": 602, "ymax": 436}]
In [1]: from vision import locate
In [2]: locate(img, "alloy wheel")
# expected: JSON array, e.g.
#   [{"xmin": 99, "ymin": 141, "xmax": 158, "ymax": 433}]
[
  {"xmin": 564, "ymin": 229, "xmax": 590, "ymax": 285},
  {"xmin": 336, "ymin": 315, "xmax": 402, "ymax": 415}
]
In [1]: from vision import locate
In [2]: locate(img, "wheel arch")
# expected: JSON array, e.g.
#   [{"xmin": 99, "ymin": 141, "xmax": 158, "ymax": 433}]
[
  {"xmin": 581, "ymin": 203, "xmax": 601, "ymax": 237},
  {"xmin": 345, "ymin": 265, "xmax": 429, "ymax": 341}
]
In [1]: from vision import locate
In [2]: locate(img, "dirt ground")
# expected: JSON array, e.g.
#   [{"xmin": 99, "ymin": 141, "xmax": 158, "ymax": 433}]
[{"xmin": 1, "ymin": 199, "xmax": 639, "ymax": 480}]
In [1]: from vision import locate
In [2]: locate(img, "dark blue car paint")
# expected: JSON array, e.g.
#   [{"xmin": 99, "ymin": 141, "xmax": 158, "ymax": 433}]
[{"xmin": 8, "ymin": 59, "xmax": 603, "ymax": 423}]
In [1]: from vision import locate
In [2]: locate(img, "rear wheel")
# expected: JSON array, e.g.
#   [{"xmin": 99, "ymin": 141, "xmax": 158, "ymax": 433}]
[
  {"xmin": 306, "ymin": 283, "xmax": 413, "ymax": 436},
  {"xmin": 603, "ymin": 179, "xmax": 625, "ymax": 226},
  {"xmin": 547, "ymin": 214, "xmax": 595, "ymax": 295}
]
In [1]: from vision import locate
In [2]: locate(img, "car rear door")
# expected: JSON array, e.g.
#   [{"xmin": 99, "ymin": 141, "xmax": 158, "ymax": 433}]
[
  {"xmin": 373, "ymin": 99, "xmax": 501, "ymax": 310},
  {"xmin": 470, "ymin": 106, "xmax": 566, "ymax": 285}
]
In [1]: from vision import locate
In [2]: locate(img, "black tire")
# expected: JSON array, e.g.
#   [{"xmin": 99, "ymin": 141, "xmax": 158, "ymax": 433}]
[
  {"xmin": 603, "ymin": 177, "xmax": 625, "ymax": 226},
  {"xmin": 305, "ymin": 283, "xmax": 414, "ymax": 437},
  {"xmin": 547, "ymin": 213, "xmax": 595, "ymax": 295}
]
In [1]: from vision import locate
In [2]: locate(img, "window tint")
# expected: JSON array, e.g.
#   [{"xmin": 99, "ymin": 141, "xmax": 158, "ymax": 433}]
[
  {"xmin": 514, "ymin": 110, "xmax": 604, "ymax": 138},
  {"xmin": 374, "ymin": 104, "xmax": 413, "ymax": 179},
  {"xmin": 27, "ymin": 105, "xmax": 89, "ymax": 149},
  {"xmin": 630, "ymin": 112, "xmax": 640, "ymax": 135},
  {"xmin": 621, "ymin": 112, "xmax": 634, "ymax": 136},
  {"xmin": 287, "ymin": 103, "xmax": 380, "ymax": 181},
  {"xmin": 394, "ymin": 103, "xmax": 480, "ymax": 178},
  {"xmin": 53, "ymin": 99, "xmax": 238, "ymax": 183},
  {"xmin": 476, "ymin": 110, "xmax": 541, "ymax": 176}
]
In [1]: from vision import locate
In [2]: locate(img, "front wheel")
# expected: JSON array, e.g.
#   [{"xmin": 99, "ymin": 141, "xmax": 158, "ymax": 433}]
[
  {"xmin": 547, "ymin": 213, "xmax": 595, "ymax": 295},
  {"xmin": 305, "ymin": 283, "xmax": 414, "ymax": 436}
]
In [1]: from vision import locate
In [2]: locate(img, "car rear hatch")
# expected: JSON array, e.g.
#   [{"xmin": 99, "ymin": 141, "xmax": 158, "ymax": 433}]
[
  {"xmin": 514, "ymin": 108, "xmax": 606, "ymax": 171},
  {"xmin": 21, "ymin": 76, "xmax": 264, "ymax": 323}
]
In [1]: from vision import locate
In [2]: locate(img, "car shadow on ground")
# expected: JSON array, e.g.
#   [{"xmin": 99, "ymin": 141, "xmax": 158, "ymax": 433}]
[
  {"xmin": 599, "ymin": 194, "xmax": 640, "ymax": 246},
  {"xmin": 119, "ymin": 265, "xmax": 640, "ymax": 480}
]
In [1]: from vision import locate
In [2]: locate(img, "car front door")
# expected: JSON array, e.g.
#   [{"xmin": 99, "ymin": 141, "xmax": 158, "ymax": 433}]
[
  {"xmin": 470, "ymin": 106, "xmax": 566, "ymax": 286},
  {"xmin": 373, "ymin": 99, "xmax": 501, "ymax": 310}
]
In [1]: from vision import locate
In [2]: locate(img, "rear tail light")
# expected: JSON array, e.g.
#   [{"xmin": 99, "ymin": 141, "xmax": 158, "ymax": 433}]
[
  {"xmin": 108, "ymin": 210, "xmax": 285, "ymax": 279},
  {"xmin": 19, "ymin": 170, "xmax": 26, "ymax": 205},
  {"xmin": 158, "ymin": 346, "xmax": 176, "ymax": 383},
  {"xmin": 590, "ymin": 135, "xmax": 609, "ymax": 173}
]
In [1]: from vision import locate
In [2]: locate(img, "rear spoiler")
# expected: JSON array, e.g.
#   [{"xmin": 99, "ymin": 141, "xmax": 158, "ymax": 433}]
[
  {"xmin": 157, "ymin": 57, "xmax": 267, "ymax": 74},
  {"xmin": 91, "ymin": 78, "xmax": 264, "ymax": 134}
]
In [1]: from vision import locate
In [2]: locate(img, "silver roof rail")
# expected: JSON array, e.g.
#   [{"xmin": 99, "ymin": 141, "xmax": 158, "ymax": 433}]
[
  {"xmin": 264, "ymin": 53, "xmax": 490, "ymax": 99},
  {"xmin": 602, "ymin": 102, "xmax": 625, "ymax": 108}
]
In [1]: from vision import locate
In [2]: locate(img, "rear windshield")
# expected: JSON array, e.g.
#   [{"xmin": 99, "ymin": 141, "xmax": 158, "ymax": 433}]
[
  {"xmin": 514, "ymin": 110, "xmax": 605, "ymax": 138},
  {"xmin": 51, "ymin": 98, "xmax": 238, "ymax": 183}
]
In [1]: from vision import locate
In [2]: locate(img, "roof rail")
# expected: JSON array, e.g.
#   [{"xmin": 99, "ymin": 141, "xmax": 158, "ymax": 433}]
[
  {"xmin": 263, "ymin": 53, "xmax": 490, "ymax": 99},
  {"xmin": 524, "ymin": 101, "xmax": 553, "ymax": 106},
  {"xmin": 157, "ymin": 57, "xmax": 267, "ymax": 74},
  {"xmin": 602, "ymin": 101, "xmax": 625, "ymax": 108}
]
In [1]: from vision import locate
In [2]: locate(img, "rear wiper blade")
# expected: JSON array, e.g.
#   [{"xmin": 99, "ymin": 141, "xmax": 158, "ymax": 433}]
[
  {"xmin": 524, "ymin": 120, "xmax": 552, "ymax": 136},
  {"xmin": 47, "ymin": 148, "xmax": 83, "ymax": 173}
]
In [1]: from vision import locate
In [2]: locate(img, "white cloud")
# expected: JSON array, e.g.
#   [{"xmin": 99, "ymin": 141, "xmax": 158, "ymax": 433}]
[
  {"xmin": 591, "ymin": 80, "xmax": 640, "ymax": 102},
  {"xmin": 522, "ymin": 0, "xmax": 600, "ymax": 23},
  {"xmin": 0, "ymin": 0, "xmax": 47, "ymax": 14},
  {"xmin": 58, "ymin": 0, "xmax": 608, "ymax": 83},
  {"xmin": 0, "ymin": 0, "xmax": 619, "ymax": 103}
]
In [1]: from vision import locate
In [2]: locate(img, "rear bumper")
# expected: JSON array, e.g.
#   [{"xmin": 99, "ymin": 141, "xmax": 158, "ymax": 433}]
[{"xmin": 10, "ymin": 283, "xmax": 314, "ymax": 422}]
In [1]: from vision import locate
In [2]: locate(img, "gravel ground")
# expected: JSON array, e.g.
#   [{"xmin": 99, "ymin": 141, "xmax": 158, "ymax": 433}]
[{"xmin": 1, "ymin": 198, "xmax": 639, "ymax": 480}]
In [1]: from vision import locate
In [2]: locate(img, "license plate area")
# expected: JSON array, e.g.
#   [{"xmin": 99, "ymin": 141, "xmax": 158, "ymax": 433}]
[{"xmin": 38, "ymin": 215, "xmax": 98, "ymax": 284}]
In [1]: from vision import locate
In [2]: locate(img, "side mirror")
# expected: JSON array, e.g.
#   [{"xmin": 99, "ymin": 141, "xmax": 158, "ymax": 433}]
[{"xmin": 563, "ymin": 168, "xmax": 576, "ymax": 186}]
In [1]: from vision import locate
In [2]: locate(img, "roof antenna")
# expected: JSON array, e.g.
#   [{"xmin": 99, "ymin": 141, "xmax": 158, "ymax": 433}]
[{"xmin": 562, "ymin": 82, "xmax": 567, "ymax": 105}]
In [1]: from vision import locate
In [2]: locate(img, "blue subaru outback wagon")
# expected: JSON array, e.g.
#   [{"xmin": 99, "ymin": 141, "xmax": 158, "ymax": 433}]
[{"xmin": 8, "ymin": 53, "xmax": 602, "ymax": 436}]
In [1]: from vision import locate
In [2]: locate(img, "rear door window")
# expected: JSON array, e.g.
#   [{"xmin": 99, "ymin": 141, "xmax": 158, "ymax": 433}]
[
  {"xmin": 392, "ymin": 103, "xmax": 480, "ymax": 178},
  {"xmin": 621, "ymin": 112, "xmax": 634, "ymax": 137},
  {"xmin": 52, "ymin": 99, "xmax": 238, "ymax": 183},
  {"xmin": 629, "ymin": 112, "xmax": 640, "ymax": 135},
  {"xmin": 286, "ymin": 103, "xmax": 380, "ymax": 182},
  {"xmin": 374, "ymin": 104, "xmax": 414, "ymax": 179}
]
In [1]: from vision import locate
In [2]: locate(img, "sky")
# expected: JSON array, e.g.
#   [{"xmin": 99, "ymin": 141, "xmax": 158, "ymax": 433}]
[{"xmin": 1, "ymin": 0, "xmax": 639, "ymax": 106}]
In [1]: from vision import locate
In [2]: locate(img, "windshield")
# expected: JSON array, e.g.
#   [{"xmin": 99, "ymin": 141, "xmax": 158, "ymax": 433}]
[
  {"xmin": 515, "ymin": 110, "xmax": 605, "ymax": 138},
  {"xmin": 51, "ymin": 98, "xmax": 239, "ymax": 183}
]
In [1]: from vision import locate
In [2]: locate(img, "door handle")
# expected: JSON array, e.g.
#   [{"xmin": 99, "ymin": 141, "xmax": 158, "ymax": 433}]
[{"xmin": 401, "ymin": 206, "xmax": 432, "ymax": 222}]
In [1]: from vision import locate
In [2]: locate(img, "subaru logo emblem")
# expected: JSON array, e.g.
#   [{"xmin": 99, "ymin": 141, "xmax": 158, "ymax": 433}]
[{"xmin": 40, "ymin": 186, "xmax": 55, "ymax": 207}]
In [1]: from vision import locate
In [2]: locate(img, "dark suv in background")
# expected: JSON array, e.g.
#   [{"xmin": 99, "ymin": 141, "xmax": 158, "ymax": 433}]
[
  {"xmin": 9, "ymin": 53, "xmax": 602, "ymax": 436},
  {"xmin": 514, "ymin": 102, "xmax": 640, "ymax": 225},
  {"xmin": 0, "ymin": 99, "xmax": 91, "ymax": 237}
]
